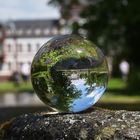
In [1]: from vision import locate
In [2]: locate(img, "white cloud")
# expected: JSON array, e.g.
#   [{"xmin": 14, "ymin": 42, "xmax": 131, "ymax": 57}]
[{"xmin": 0, "ymin": 0, "xmax": 60, "ymax": 21}]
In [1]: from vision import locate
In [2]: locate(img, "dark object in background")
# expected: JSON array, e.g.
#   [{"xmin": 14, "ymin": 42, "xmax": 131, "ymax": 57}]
[
  {"xmin": 0, "ymin": 55, "xmax": 4, "ymax": 70},
  {"xmin": 10, "ymin": 71, "xmax": 21, "ymax": 86}
]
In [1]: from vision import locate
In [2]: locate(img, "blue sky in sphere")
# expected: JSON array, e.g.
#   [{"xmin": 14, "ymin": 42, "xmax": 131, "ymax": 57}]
[
  {"xmin": 0, "ymin": 0, "xmax": 60, "ymax": 21},
  {"xmin": 70, "ymin": 79, "xmax": 106, "ymax": 112}
]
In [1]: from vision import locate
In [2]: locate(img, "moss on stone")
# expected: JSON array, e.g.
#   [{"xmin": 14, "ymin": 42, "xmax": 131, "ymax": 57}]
[{"xmin": 0, "ymin": 108, "xmax": 140, "ymax": 140}]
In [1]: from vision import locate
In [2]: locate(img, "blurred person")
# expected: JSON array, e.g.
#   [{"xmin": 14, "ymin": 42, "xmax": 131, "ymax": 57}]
[
  {"xmin": 119, "ymin": 60, "xmax": 130, "ymax": 81},
  {"xmin": 11, "ymin": 71, "xmax": 21, "ymax": 86},
  {"xmin": 20, "ymin": 63, "xmax": 30, "ymax": 82}
]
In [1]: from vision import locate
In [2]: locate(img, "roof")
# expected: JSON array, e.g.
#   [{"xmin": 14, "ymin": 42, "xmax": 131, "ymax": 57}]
[
  {"xmin": 13, "ymin": 19, "xmax": 60, "ymax": 29},
  {"xmin": 5, "ymin": 19, "xmax": 61, "ymax": 38}
]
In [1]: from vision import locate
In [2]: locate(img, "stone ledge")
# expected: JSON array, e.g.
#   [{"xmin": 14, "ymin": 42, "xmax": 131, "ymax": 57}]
[{"xmin": 0, "ymin": 108, "xmax": 140, "ymax": 140}]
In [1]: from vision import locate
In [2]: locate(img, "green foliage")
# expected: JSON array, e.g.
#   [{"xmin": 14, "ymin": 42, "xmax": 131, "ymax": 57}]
[
  {"xmin": 80, "ymin": 0, "xmax": 126, "ymax": 52},
  {"xmin": 50, "ymin": 70, "xmax": 82, "ymax": 111},
  {"xmin": 49, "ymin": 0, "xmax": 140, "ymax": 89},
  {"xmin": 127, "ymin": 69, "xmax": 140, "ymax": 91},
  {"xmin": 49, "ymin": 0, "xmax": 140, "ymax": 66}
]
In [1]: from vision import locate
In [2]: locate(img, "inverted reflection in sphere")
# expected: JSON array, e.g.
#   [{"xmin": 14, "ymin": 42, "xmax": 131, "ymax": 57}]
[{"xmin": 31, "ymin": 35, "xmax": 108, "ymax": 113}]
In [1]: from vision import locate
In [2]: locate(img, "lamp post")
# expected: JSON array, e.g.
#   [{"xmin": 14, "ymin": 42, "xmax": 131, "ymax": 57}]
[{"xmin": 0, "ymin": 23, "xmax": 5, "ymax": 70}]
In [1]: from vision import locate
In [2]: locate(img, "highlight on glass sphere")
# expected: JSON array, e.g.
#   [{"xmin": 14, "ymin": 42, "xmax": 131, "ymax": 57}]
[{"xmin": 31, "ymin": 34, "xmax": 109, "ymax": 113}]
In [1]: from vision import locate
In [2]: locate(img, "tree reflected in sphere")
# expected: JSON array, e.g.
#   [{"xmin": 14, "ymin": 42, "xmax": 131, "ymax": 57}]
[{"xmin": 31, "ymin": 35, "xmax": 109, "ymax": 113}]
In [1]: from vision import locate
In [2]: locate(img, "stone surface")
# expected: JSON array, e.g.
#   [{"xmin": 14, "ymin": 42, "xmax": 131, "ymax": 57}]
[{"xmin": 0, "ymin": 108, "xmax": 140, "ymax": 140}]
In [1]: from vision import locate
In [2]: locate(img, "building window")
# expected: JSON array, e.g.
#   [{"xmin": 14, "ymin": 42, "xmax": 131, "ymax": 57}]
[
  {"xmin": 6, "ymin": 29, "xmax": 12, "ymax": 36},
  {"xmin": 44, "ymin": 28, "xmax": 50, "ymax": 35},
  {"xmin": 8, "ymin": 62, "xmax": 11, "ymax": 70},
  {"xmin": 7, "ymin": 44, "xmax": 11, "ymax": 52},
  {"xmin": 18, "ymin": 44, "xmax": 22, "ymax": 52},
  {"xmin": 27, "ymin": 43, "xmax": 31, "ymax": 52},
  {"xmin": 26, "ymin": 29, "xmax": 32, "ymax": 35},
  {"xmin": 52, "ymin": 28, "xmax": 58, "ymax": 35},
  {"xmin": 36, "ymin": 43, "xmax": 40, "ymax": 51},
  {"xmin": 35, "ymin": 28, "xmax": 41, "ymax": 35},
  {"xmin": 17, "ymin": 29, "xmax": 23, "ymax": 35},
  {"xmin": 19, "ymin": 62, "xmax": 23, "ymax": 68}
]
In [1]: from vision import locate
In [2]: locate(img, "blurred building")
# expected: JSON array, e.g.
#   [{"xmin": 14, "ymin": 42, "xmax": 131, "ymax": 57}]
[{"xmin": 0, "ymin": 19, "xmax": 66, "ymax": 80}]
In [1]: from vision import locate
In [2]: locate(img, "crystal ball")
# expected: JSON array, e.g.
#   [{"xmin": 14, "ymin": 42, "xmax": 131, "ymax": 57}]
[{"xmin": 31, "ymin": 35, "xmax": 108, "ymax": 113}]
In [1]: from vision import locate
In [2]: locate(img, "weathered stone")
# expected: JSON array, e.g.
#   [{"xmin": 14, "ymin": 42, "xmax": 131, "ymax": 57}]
[{"xmin": 0, "ymin": 108, "xmax": 140, "ymax": 140}]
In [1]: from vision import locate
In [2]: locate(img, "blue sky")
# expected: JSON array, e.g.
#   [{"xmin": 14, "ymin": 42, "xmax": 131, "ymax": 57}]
[{"xmin": 0, "ymin": 0, "xmax": 60, "ymax": 21}]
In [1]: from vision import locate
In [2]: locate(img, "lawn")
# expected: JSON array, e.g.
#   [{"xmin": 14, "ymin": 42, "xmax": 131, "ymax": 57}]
[
  {"xmin": 107, "ymin": 78, "xmax": 126, "ymax": 89},
  {"xmin": 101, "ymin": 78, "xmax": 140, "ymax": 103},
  {"xmin": 0, "ymin": 81, "xmax": 33, "ymax": 93},
  {"xmin": 0, "ymin": 78, "xmax": 140, "ymax": 103},
  {"xmin": 100, "ymin": 94, "xmax": 140, "ymax": 103}
]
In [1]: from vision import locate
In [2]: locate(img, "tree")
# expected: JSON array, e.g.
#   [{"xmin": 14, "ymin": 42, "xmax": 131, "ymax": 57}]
[
  {"xmin": 48, "ymin": 0, "xmax": 140, "ymax": 89},
  {"xmin": 49, "ymin": 0, "xmax": 140, "ymax": 64}
]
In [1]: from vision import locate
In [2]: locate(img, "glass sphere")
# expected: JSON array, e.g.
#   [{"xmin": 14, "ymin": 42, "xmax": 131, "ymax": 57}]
[{"xmin": 31, "ymin": 35, "xmax": 108, "ymax": 113}]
